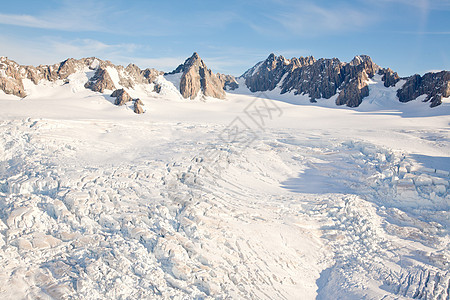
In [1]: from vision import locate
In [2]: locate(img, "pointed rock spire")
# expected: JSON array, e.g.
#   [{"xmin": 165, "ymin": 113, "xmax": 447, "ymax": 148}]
[{"xmin": 169, "ymin": 52, "xmax": 226, "ymax": 99}]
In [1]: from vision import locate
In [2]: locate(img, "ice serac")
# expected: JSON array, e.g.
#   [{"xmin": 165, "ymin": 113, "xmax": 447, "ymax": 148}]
[
  {"xmin": 397, "ymin": 71, "xmax": 450, "ymax": 107},
  {"xmin": 241, "ymin": 54, "xmax": 379, "ymax": 106},
  {"xmin": 168, "ymin": 52, "xmax": 226, "ymax": 99}
]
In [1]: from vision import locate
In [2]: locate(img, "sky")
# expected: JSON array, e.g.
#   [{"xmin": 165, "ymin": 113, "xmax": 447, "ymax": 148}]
[{"xmin": 0, "ymin": 0, "xmax": 449, "ymax": 77}]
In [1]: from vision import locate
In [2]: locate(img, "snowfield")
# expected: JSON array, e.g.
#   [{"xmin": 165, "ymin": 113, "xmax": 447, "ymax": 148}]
[{"xmin": 0, "ymin": 75, "xmax": 449, "ymax": 299}]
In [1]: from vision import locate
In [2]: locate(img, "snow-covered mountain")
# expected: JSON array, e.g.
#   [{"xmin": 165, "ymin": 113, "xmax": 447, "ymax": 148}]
[
  {"xmin": 1, "ymin": 53, "xmax": 449, "ymax": 112},
  {"xmin": 238, "ymin": 53, "xmax": 450, "ymax": 108}
]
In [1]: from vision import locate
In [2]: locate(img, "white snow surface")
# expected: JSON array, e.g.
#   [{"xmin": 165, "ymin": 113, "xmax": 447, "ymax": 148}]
[{"xmin": 0, "ymin": 73, "xmax": 449, "ymax": 299}]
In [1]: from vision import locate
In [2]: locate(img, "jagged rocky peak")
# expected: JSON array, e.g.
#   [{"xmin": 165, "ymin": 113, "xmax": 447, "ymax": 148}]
[
  {"xmin": 348, "ymin": 55, "xmax": 379, "ymax": 77},
  {"xmin": 242, "ymin": 53, "xmax": 381, "ymax": 107},
  {"xmin": 241, "ymin": 53, "xmax": 316, "ymax": 93},
  {"xmin": 169, "ymin": 52, "xmax": 226, "ymax": 99},
  {"xmin": 0, "ymin": 56, "xmax": 165, "ymax": 97},
  {"xmin": 397, "ymin": 71, "xmax": 450, "ymax": 107}
]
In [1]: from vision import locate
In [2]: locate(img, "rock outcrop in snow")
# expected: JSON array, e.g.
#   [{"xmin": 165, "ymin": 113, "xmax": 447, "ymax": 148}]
[
  {"xmin": 167, "ymin": 52, "xmax": 226, "ymax": 99},
  {"xmin": 111, "ymin": 88, "xmax": 132, "ymax": 106},
  {"xmin": 397, "ymin": 71, "xmax": 450, "ymax": 107},
  {"xmin": 85, "ymin": 67, "xmax": 117, "ymax": 93},
  {"xmin": 110, "ymin": 89, "xmax": 145, "ymax": 114},
  {"xmin": 378, "ymin": 68, "xmax": 400, "ymax": 87},
  {"xmin": 133, "ymin": 98, "xmax": 144, "ymax": 114}
]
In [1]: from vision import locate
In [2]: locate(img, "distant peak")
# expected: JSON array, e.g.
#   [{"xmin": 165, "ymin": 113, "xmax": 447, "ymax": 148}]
[
  {"xmin": 267, "ymin": 53, "xmax": 276, "ymax": 60},
  {"xmin": 350, "ymin": 54, "xmax": 373, "ymax": 66},
  {"xmin": 168, "ymin": 52, "xmax": 206, "ymax": 75},
  {"xmin": 185, "ymin": 52, "xmax": 202, "ymax": 64}
]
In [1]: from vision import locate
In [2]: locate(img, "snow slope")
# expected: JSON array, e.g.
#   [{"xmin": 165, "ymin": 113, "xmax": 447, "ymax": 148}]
[{"xmin": 0, "ymin": 78, "xmax": 449, "ymax": 299}]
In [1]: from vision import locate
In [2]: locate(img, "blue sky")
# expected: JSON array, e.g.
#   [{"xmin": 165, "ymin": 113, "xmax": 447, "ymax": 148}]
[{"xmin": 0, "ymin": 0, "xmax": 448, "ymax": 76}]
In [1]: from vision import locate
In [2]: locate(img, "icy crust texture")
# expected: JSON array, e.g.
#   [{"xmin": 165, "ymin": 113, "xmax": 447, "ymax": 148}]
[{"xmin": 0, "ymin": 119, "xmax": 448, "ymax": 299}]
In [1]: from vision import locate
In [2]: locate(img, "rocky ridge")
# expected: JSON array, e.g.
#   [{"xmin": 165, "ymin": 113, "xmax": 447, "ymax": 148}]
[
  {"xmin": 397, "ymin": 71, "xmax": 450, "ymax": 107},
  {"xmin": 0, "ymin": 56, "xmax": 163, "ymax": 98},
  {"xmin": 167, "ymin": 52, "xmax": 226, "ymax": 99},
  {"xmin": 1, "ymin": 53, "xmax": 449, "ymax": 109},
  {"xmin": 240, "ymin": 54, "xmax": 380, "ymax": 107},
  {"xmin": 240, "ymin": 53, "xmax": 449, "ymax": 107}
]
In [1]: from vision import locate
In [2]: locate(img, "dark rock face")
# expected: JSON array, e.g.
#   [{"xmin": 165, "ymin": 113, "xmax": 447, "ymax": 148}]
[
  {"xmin": 378, "ymin": 68, "xmax": 400, "ymax": 87},
  {"xmin": 336, "ymin": 71, "xmax": 369, "ymax": 107},
  {"xmin": 397, "ymin": 71, "xmax": 450, "ymax": 107},
  {"xmin": 243, "ymin": 53, "xmax": 315, "ymax": 93},
  {"xmin": 133, "ymin": 98, "xmax": 144, "ymax": 114},
  {"xmin": 217, "ymin": 73, "xmax": 239, "ymax": 91},
  {"xmin": 168, "ymin": 52, "xmax": 226, "ymax": 99},
  {"xmin": 282, "ymin": 57, "xmax": 344, "ymax": 100},
  {"xmin": 111, "ymin": 88, "xmax": 132, "ymax": 106},
  {"xmin": 242, "ymin": 54, "xmax": 379, "ymax": 106},
  {"xmin": 85, "ymin": 68, "xmax": 116, "ymax": 93}
]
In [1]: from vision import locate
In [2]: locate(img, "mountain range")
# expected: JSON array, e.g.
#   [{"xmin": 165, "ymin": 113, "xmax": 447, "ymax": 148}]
[{"xmin": 0, "ymin": 52, "xmax": 449, "ymax": 114}]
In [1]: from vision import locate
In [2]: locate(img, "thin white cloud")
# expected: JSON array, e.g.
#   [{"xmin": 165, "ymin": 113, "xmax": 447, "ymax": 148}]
[
  {"xmin": 269, "ymin": 2, "xmax": 375, "ymax": 37},
  {"xmin": 0, "ymin": 35, "xmax": 142, "ymax": 66},
  {"xmin": 0, "ymin": 1, "xmax": 172, "ymax": 35},
  {"xmin": 373, "ymin": 0, "xmax": 450, "ymax": 10},
  {"xmin": 0, "ymin": 12, "xmax": 102, "ymax": 32},
  {"xmin": 0, "ymin": 14, "xmax": 57, "ymax": 29},
  {"xmin": 0, "ymin": 1, "xmax": 107, "ymax": 32}
]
